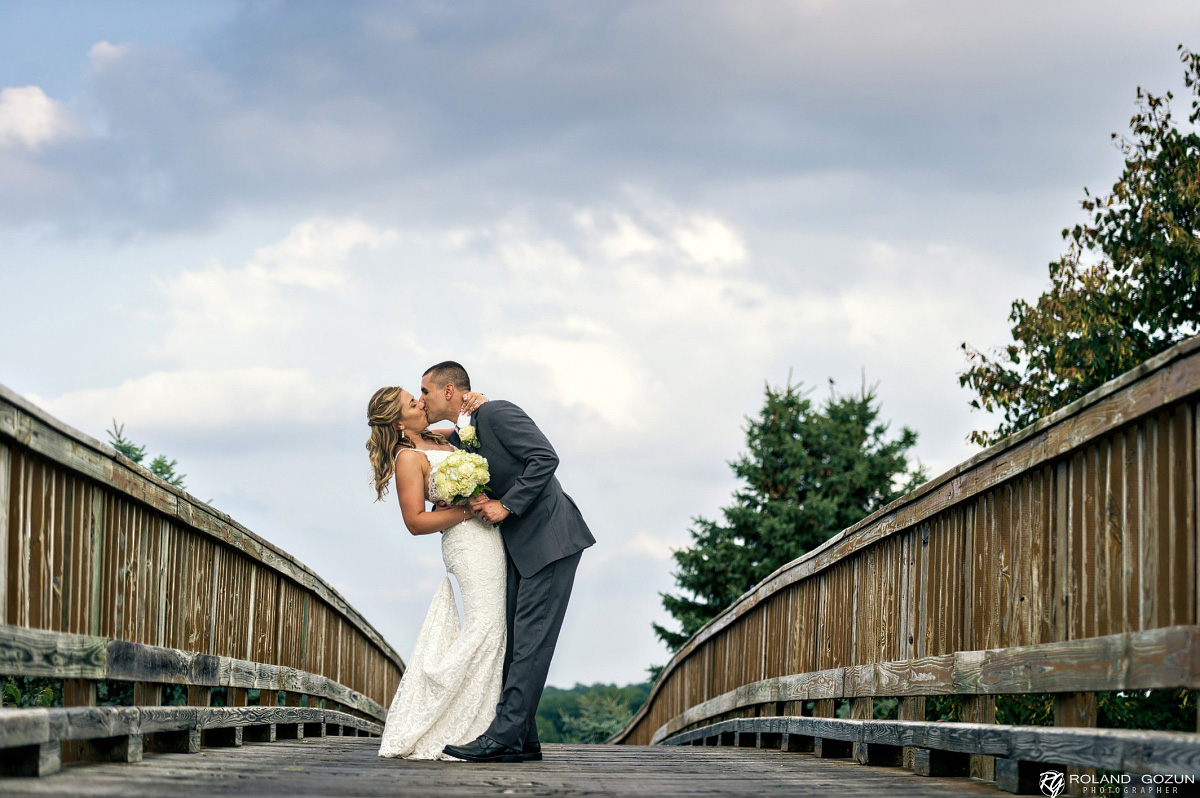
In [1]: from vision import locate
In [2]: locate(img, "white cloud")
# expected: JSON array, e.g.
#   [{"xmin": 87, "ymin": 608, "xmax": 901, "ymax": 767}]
[
  {"xmin": 0, "ymin": 86, "xmax": 85, "ymax": 150},
  {"xmin": 672, "ymin": 214, "xmax": 748, "ymax": 267},
  {"xmin": 249, "ymin": 217, "xmax": 398, "ymax": 290},
  {"xmin": 583, "ymin": 211, "xmax": 661, "ymax": 261},
  {"xmin": 493, "ymin": 226, "xmax": 586, "ymax": 281},
  {"xmin": 622, "ymin": 531, "xmax": 678, "ymax": 561},
  {"xmin": 159, "ymin": 217, "xmax": 398, "ymax": 365},
  {"xmin": 88, "ymin": 40, "xmax": 132, "ymax": 70},
  {"xmin": 31, "ymin": 367, "xmax": 352, "ymax": 433},
  {"xmin": 481, "ymin": 332, "xmax": 645, "ymax": 430}
]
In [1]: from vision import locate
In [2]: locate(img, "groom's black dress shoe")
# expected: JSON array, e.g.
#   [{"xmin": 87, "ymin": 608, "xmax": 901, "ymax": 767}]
[
  {"xmin": 443, "ymin": 735, "xmax": 522, "ymax": 763},
  {"xmin": 523, "ymin": 741, "xmax": 542, "ymax": 762}
]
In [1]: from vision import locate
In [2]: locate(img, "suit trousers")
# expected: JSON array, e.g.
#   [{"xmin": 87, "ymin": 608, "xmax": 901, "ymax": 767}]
[{"xmin": 484, "ymin": 548, "xmax": 582, "ymax": 749}]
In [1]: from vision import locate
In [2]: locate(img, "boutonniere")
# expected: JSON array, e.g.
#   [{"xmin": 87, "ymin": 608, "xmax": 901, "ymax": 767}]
[{"xmin": 458, "ymin": 425, "xmax": 480, "ymax": 450}]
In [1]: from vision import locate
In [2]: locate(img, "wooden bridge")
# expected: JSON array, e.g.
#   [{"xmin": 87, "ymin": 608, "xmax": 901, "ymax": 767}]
[{"xmin": 1, "ymin": 336, "xmax": 1198, "ymax": 796}]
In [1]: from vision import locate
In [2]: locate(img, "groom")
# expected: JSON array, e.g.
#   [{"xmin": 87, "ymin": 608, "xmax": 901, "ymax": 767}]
[{"xmin": 419, "ymin": 361, "xmax": 596, "ymax": 763}]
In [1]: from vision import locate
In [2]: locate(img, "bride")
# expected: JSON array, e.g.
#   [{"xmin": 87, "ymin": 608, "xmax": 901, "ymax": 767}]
[{"xmin": 366, "ymin": 385, "xmax": 504, "ymax": 761}]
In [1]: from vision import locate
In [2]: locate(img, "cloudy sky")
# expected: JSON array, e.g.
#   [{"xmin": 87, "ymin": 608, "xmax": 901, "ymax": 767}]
[{"xmin": 2, "ymin": 1, "xmax": 1196, "ymax": 687}]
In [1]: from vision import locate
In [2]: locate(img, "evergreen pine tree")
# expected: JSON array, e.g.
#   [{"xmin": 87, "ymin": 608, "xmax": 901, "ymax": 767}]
[
  {"xmin": 106, "ymin": 421, "xmax": 187, "ymax": 489},
  {"xmin": 654, "ymin": 379, "xmax": 925, "ymax": 651}
]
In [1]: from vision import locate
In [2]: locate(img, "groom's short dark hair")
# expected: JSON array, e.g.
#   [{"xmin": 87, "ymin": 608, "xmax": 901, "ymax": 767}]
[{"xmin": 423, "ymin": 361, "xmax": 472, "ymax": 392}]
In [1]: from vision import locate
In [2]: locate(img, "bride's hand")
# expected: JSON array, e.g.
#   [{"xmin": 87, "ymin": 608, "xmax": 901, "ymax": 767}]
[{"xmin": 461, "ymin": 391, "xmax": 488, "ymax": 415}]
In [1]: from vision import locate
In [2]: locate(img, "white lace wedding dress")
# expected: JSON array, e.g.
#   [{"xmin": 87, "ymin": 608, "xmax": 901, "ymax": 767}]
[{"xmin": 378, "ymin": 448, "xmax": 507, "ymax": 760}]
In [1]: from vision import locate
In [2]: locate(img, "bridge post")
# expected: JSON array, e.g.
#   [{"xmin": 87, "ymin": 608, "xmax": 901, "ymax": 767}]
[
  {"xmin": 897, "ymin": 696, "xmax": 924, "ymax": 769},
  {"xmin": 203, "ymin": 727, "xmax": 243, "ymax": 747},
  {"xmin": 81, "ymin": 734, "xmax": 143, "ymax": 764},
  {"xmin": 781, "ymin": 702, "xmax": 813, "ymax": 752},
  {"xmin": 0, "ymin": 742, "xmax": 60, "ymax": 777},
  {"xmin": 134, "ymin": 683, "xmax": 162, "ymax": 707},
  {"xmin": 781, "ymin": 732, "xmax": 813, "ymax": 753},
  {"xmin": 995, "ymin": 757, "xmax": 1064, "ymax": 795},
  {"xmin": 851, "ymin": 697, "xmax": 873, "ymax": 764},
  {"xmin": 1054, "ymin": 692, "xmax": 1098, "ymax": 797},
  {"xmin": 243, "ymin": 724, "xmax": 276, "ymax": 743},
  {"xmin": 813, "ymin": 737, "xmax": 852, "ymax": 758},
  {"xmin": 147, "ymin": 728, "xmax": 201, "ymax": 754},
  {"xmin": 275, "ymin": 692, "xmax": 304, "ymax": 739},
  {"xmin": 60, "ymin": 678, "xmax": 96, "ymax": 763},
  {"xmin": 810, "ymin": 699, "xmax": 850, "ymax": 758},
  {"xmin": 304, "ymin": 696, "xmax": 326, "ymax": 738},
  {"xmin": 912, "ymin": 748, "xmax": 969, "ymax": 777},
  {"xmin": 962, "ymin": 695, "xmax": 995, "ymax": 780},
  {"xmin": 190, "ymin": 686, "xmax": 223, "ymax": 747}
]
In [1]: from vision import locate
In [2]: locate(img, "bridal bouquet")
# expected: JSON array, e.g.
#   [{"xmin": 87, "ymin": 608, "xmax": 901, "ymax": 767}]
[{"xmin": 434, "ymin": 451, "xmax": 491, "ymax": 505}]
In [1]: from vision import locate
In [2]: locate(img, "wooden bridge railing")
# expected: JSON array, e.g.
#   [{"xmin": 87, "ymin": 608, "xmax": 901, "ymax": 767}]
[
  {"xmin": 0, "ymin": 382, "xmax": 404, "ymax": 775},
  {"xmin": 612, "ymin": 336, "xmax": 1200, "ymax": 790}
]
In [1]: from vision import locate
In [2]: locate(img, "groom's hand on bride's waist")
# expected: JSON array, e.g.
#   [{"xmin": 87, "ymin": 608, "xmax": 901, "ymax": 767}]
[{"xmin": 469, "ymin": 496, "xmax": 510, "ymax": 524}]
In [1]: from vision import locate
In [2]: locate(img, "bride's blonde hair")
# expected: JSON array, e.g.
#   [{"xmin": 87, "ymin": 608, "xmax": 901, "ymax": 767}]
[{"xmin": 366, "ymin": 386, "xmax": 447, "ymax": 501}]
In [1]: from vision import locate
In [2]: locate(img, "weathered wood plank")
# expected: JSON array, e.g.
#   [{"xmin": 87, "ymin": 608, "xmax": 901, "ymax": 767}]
[
  {"xmin": 47, "ymin": 707, "xmax": 139, "ymax": 741},
  {"xmin": 0, "ymin": 624, "xmax": 106, "ymax": 678}
]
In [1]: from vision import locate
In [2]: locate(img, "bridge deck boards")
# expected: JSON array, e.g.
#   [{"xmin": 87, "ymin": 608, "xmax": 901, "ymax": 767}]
[{"xmin": 0, "ymin": 738, "xmax": 1002, "ymax": 796}]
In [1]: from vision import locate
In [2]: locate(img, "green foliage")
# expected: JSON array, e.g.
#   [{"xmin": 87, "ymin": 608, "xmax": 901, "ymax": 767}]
[
  {"xmin": 559, "ymin": 691, "xmax": 635, "ymax": 744},
  {"xmin": 980, "ymin": 690, "xmax": 1194, "ymax": 731},
  {"xmin": 1, "ymin": 676, "xmax": 58, "ymax": 708},
  {"xmin": 872, "ymin": 696, "xmax": 899, "ymax": 720},
  {"xmin": 97, "ymin": 680, "xmax": 134, "ymax": 706},
  {"xmin": 653, "ymin": 378, "xmax": 926, "ymax": 651},
  {"xmin": 924, "ymin": 695, "xmax": 962, "ymax": 722},
  {"xmin": 0, "ymin": 677, "xmax": 151, "ymax": 708},
  {"xmin": 535, "ymin": 682, "xmax": 650, "ymax": 743},
  {"xmin": 961, "ymin": 45, "xmax": 1200, "ymax": 447},
  {"xmin": 1098, "ymin": 689, "xmax": 1195, "ymax": 732},
  {"xmin": 107, "ymin": 420, "xmax": 187, "ymax": 488},
  {"xmin": 106, "ymin": 420, "xmax": 146, "ymax": 463},
  {"xmin": 148, "ymin": 454, "xmax": 187, "ymax": 488},
  {"xmin": 995, "ymin": 694, "xmax": 1055, "ymax": 726}
]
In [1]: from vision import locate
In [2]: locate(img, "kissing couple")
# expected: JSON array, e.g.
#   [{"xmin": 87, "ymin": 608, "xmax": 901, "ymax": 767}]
[{"xmin": 365, "ymin": 361, "xmax": 595, "ymax": 762}]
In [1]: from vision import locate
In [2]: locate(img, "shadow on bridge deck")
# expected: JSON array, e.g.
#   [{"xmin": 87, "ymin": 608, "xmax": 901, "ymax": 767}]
[{"xmin": 0, "ymin": 737, "xmax": 1002, "ymax": 797}]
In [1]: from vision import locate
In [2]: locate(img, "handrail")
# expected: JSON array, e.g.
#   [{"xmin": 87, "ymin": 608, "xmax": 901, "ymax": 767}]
[
  {"xmin": 612, "ymin": 335, "xmax": 1200, "ymax": 781},
  {"xmin": 0, "ymin": 623, "xmax": 387, "ymax": 719},
  {"xmin": 0, "ymin": 381, "xmax": 404, "ymax": 721}
]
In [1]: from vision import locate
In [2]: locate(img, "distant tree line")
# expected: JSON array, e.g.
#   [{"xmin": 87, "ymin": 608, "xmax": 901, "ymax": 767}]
[{"xmin": 535, "ymin": 682, "xmax": 651, "ymax": 744}]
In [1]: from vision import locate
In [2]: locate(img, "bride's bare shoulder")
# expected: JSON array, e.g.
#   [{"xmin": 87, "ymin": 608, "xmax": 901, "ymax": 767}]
[{"xmin": 394, "ymin": 448, "xmax": 428, "ymax": 469}]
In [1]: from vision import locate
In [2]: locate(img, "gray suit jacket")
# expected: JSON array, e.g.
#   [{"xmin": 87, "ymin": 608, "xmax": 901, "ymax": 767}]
[{"xmin": 451, "ymin": 400, "xmax": 594, "ymax": 577}]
